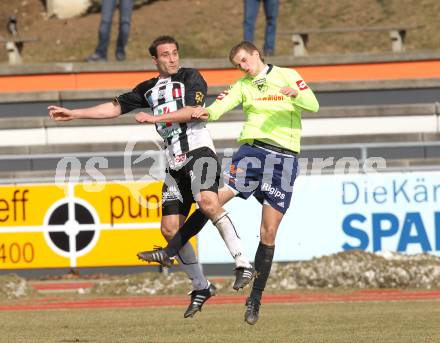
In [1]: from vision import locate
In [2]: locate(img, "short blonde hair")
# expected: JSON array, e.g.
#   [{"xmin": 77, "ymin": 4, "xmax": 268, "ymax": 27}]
[{"xmin": 229, "ymin": 41, "xmax": 264, "ymax": 64}]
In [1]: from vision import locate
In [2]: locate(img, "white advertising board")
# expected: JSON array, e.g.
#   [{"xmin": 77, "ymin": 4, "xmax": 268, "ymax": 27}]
[{"xmin": 198, "ymin": 171, "xmax": 440, "ymax": 263}]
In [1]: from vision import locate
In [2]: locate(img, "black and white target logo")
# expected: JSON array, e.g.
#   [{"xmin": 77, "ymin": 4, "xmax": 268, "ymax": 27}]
[{"xmin": 43, "ymin": 187, "xmax": 100, "ymax": 267}]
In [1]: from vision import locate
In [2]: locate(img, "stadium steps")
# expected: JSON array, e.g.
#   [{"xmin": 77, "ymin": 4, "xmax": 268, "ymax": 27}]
[
  {"xmin": 0, "ymin": 102, "xmax": 438, "ymax": 129},
  {"xmin": 0, "ymin": 102, "xmax": 438, "ymax": 151},
  {"xmin": 1, "ymin": 77, "xmax": 440, "ymax": 117}
]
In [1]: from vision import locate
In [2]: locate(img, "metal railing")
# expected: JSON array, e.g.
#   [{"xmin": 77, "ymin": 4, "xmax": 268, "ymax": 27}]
[{"xmin": 1, "ymin": 141, "xmax": 439, "ymax": 184}]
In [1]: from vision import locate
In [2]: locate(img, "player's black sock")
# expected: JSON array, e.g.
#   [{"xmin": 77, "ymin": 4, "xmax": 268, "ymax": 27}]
[
  {"xmin": 250, "ymin": 242, "xmax": 275, "ymax": 302},
  {"xmin": 164, "ymin": 209, "xmax": 209, "ymax": 257}
]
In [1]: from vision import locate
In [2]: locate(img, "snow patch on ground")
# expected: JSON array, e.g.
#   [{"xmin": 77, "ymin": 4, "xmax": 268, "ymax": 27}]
[
  {"xmin": 269, "ymin": 251, "xmax": 440, "ymax": 290},
  {"xmin": 0, "ymin": 274, "xmax": 34, "ymax": 299},
  {"xmin": 91, "ymin": 251, "xmax": 440, "ymax": 295}
]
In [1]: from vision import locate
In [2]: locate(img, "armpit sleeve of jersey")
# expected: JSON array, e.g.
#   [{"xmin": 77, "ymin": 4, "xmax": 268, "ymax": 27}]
[
  {"xmin": 116, "ymin": 85, "xmax": 149, "ymax": 114},
  {"xmin": 184, "ymin": 69, "xmax": 208, "ymax": 107},
  {"xmin": 285, "ymin": 68, "xmax": 319, "ymax": 113},
  {"xmin": 207, "ymin": 81, "xmax": 243, "ymax": 122}
]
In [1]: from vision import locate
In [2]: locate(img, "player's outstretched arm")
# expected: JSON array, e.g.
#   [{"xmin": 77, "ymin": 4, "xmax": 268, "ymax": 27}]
[
  {"xmin": 191, "ymin": 107, "xmax": 209, "ymax": 120},
  {"xmin": 48, "ymin": 102, "xmax": 121, "ymax": 121},
  {"xmin": 135, "ymin": 106, "xmax": 200, "ymax": 124}
]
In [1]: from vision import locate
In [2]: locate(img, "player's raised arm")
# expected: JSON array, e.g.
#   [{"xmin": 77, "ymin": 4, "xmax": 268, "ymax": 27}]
[{"xmin": 48, "ymin": 101, "xmax": 122, "ymax": 121}]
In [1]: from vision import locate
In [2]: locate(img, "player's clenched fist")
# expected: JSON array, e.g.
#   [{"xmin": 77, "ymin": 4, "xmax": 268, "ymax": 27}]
[
  {"xmin": 135, "ymin": 112, "xmax": 156, "ymax": 124},
  {"xmin": 48, "ymin": 105, "xmax": 74, "ymax": 121},
  {"xmin": 279, "ymin": 87, "xmax": 298, "ymax": 98},
  {"xmin": 191, "ymin": 107, "xmax": 209, "ymax": 120}
]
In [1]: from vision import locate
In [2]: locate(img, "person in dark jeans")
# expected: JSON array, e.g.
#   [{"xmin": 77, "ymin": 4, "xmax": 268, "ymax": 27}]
[
  {"xmin": 86, "ymin": 0, "xmax": 134, "ymax": 62},
  {"xmin": 243, "ymin": 0, "xmax": 279, "ymax": 56}
]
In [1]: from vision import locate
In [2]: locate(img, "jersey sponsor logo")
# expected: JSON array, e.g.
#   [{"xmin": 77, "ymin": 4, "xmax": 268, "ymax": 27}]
[
  {"xmin": 157, "ymin": 78, "xmax": 169, "ymax": 86},
  {"xmin": 296, "ymin": 80, "xmax": 309, "ymax": 90},
  {"xmin": 257, "ymin": 84, "xmax": 268, "ymax": 92},
  {"xmin": 255, "ymin": 94, "xmax": 284, "ymax": 101},
  {"xmin": 216, "ymin": 90, "xmax": 229, "ymax": 100},
  {"xmin": 261, "ymin": 183, "xmax": 286, "ymax": 199},
  {"xmin": 158, "ymin": 105, "xmax": 170, "ymax": 114},
  {"xmin": 253, "ymin": 78, "xmax": 267, "ymax": 92},
  {"xmin": 156, "ymin": 104, "xmax": 175, "ymax": 128},
  {"xmin": 195, "ymin": 91, "xmax": 204, "ymax": 105}
]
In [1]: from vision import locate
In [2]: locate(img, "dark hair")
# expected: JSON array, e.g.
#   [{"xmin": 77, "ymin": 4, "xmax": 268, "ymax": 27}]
[
  {"xmin": 229, "ymin": 41, "xmax": 264, "ymax": 64},
  {"xmin": 148, "ymin": 36, "xmax": 179, "ymax": 57}
]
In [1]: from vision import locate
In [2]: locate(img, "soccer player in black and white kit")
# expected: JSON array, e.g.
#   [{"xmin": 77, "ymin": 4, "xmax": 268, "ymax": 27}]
[{"xmin": 48, "ymin": 36, "xmax": 255, "ymax": 318}]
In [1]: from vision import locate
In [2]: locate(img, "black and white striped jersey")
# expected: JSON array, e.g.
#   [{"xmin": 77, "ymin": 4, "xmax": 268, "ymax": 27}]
[{"xmin": 117, "ymin": 67, "xmax": 215, "ymax": 160}]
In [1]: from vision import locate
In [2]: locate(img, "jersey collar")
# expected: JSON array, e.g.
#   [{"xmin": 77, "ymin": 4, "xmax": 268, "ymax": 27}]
[{"xmin": 251, "ymin": 64, "xmax": 273, "ymax": 80}]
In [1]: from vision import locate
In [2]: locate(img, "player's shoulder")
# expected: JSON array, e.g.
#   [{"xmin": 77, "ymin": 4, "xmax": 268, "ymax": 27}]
[
  {"xmin": 270, "ymin": 65, "xmax": 302, "ymax": 83},
  {"xmin": 179, "ymin": 67, "xmax": 200, "ymax": 75},
  {"xmin": 134, "ymin": 77, "xmax": 159, "ymax": 92},
  {"xmin": 276, "ymin": 65, "xmax": 300, "ymax": 77},
  {"xmin": 178, "ymin": 67, "xmax": 205, "ymax": 80},
  {"xmin": 177, "ymin": 67, "xmax": 207, "ymax": 89}
]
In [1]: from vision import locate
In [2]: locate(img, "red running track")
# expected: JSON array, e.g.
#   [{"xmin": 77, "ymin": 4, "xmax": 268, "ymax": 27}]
[{"xmin": 2, "ymin": 289, "xmax": 440, "ymax": 311}]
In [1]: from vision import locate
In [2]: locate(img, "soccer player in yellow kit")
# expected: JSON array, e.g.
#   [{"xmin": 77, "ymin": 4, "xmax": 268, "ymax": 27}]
[{"xmin": 136, "ymin": 41, "xmax": 319, "ymax": 324}]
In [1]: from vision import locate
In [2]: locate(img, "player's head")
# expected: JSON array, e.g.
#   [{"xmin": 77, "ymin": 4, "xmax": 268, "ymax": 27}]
[
  {"xmin": 149, "ymin": 36, "xmax": 180, "ymax": 77},
  {"xmin": 229, "ymin": 41, "xmax": 265, "ymax": 77}
]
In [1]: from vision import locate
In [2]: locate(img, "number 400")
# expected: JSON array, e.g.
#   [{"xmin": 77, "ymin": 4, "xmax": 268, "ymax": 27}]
[{"xmin": 0, "ymin": 242, "xmax": 34, "ymax": 263}]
